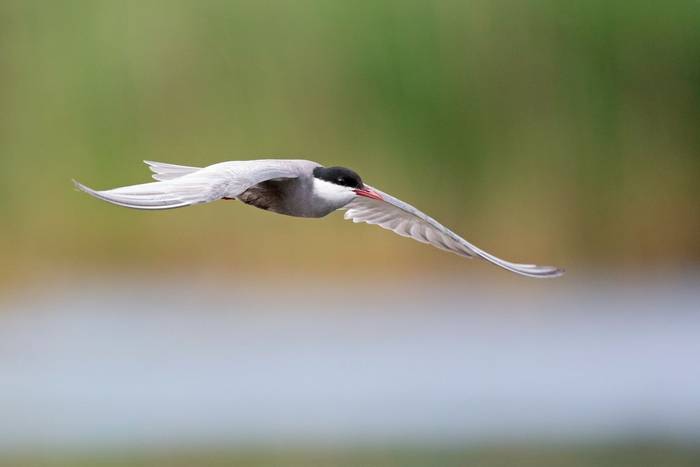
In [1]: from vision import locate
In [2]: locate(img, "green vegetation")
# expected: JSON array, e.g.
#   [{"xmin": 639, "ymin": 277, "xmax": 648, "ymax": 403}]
[
  {"xmin": 1, "ymin": 1, "xmax": 699, "ymax": 281},
  {"xmin": 3, "ymin": 444, "xmax": 700, "ymax": 467}
]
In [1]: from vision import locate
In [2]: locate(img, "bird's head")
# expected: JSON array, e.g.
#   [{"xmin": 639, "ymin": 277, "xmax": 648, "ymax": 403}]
[{"xmin": 312, "ymin": 166, "xmax": 383, "ymax": 206}]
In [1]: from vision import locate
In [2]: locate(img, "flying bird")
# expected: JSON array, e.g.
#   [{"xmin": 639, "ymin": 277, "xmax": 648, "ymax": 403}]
[{"xmin": 74, "ymin": 159, "xmax": 564, "ymax": 278}]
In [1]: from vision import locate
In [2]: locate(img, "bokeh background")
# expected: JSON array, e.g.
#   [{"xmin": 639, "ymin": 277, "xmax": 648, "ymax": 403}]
[{"xmin": 1, "ymin": 1, "xmax": 699, "ymax": 466}]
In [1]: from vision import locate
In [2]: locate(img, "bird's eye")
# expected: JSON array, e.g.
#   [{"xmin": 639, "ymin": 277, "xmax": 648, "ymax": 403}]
[{"xmin": 337, "ymin": 177, "xmax": 345, "ymax": 184}]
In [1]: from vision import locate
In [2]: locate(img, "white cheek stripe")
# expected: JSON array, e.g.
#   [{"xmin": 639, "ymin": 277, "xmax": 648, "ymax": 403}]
[{"xmin": 312, "ymin": 178, "xmax": 356, "ymax": 205}]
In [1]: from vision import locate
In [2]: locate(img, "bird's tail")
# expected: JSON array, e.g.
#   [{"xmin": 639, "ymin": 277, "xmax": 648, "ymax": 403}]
[{"xmin": 144, "ymin": 160, "xmax": 201, "ymax": 181}]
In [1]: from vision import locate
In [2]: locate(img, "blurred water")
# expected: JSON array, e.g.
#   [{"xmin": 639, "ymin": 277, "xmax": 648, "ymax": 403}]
[{"xmin": 0, "ymin": 274, "xmax": 699, "ymax": 451}]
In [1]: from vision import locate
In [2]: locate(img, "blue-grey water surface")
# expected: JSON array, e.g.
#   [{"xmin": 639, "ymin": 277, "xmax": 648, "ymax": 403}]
[{"xmin": 1, "ymin": 274, "xmax": 699, "ymax": 451}]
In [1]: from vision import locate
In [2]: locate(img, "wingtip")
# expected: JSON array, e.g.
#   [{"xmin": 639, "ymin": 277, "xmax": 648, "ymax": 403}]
[
  {"xmin": 72, "ymin": 179, "xmax": 85, "ymax": 191},
  {"xmin": 541, "ymin": 266, "xmax": 566, "ymax": 278},
  {"xmin": 506, "ymin": 262, "xmax": 566, "ymax": 278},
  {"xmin": 72, "ymin": 179, "xmax": 93, "ymax": 194}
]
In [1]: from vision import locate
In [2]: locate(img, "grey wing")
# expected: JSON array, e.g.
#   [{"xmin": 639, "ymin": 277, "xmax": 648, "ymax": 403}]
[
  {"xmin": 73, "ymin": 159, "xmax": 308, "ymax": 210},
  {"xmin": 343, "ymin": 186, "xmax": 564, "ymax": 278}
]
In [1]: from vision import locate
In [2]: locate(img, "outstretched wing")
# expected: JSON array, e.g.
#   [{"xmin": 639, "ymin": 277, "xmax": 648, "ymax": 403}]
[
  {"xmin": 73, "ymin": 160, "xmax": 304, "ymax": 210},
  {"xmin": 343, "ymin": 186, "xmax": 564, "ymax": 278}
]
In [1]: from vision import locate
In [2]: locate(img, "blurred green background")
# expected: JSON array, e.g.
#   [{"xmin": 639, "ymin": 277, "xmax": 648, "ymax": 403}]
[{"xmin": 2, "ymin": 0, "xmax": 699, "ymax": 285}]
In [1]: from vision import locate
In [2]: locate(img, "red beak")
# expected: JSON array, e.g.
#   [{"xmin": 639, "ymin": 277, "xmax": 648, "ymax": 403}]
[{"xmin": 353, "ymin": 187, "xmax": 383, "ymax": 201}]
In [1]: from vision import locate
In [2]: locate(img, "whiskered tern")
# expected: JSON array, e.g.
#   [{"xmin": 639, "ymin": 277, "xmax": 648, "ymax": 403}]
[{"xmin": 74, "ymin": 159, "xmax": 564, "ymax": 278}]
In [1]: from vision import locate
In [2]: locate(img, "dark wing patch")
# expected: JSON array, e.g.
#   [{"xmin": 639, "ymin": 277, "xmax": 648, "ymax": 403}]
[{"xmin": 237, "ymin": 180, "xmax": 286, "ymax": 211}]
